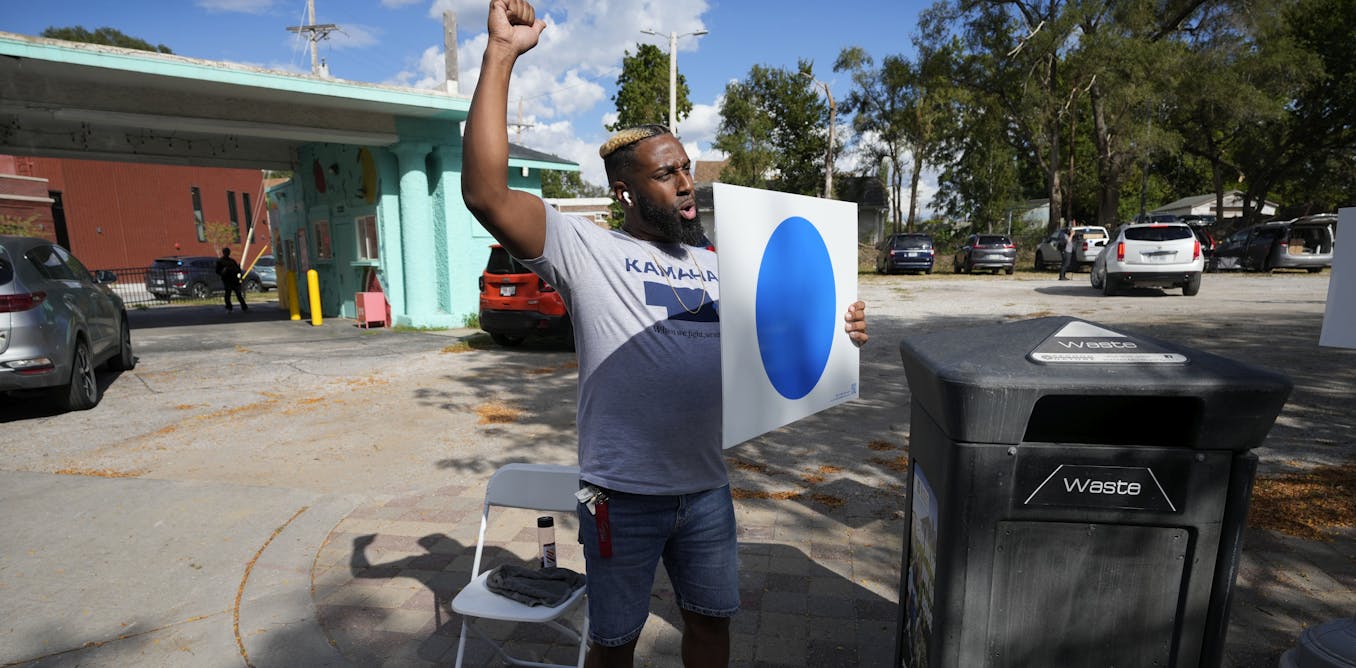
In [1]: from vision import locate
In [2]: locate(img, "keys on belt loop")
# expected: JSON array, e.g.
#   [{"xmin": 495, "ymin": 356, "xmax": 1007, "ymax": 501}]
[{"xmin": 575, "ymin": 485, "xmax": 612, "ymax": 558}]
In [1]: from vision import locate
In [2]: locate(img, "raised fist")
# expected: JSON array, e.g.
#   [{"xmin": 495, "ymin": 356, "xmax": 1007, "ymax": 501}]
[{"xmin": 488, "ymin": 0, "xmax": 546, "ymax": 56}]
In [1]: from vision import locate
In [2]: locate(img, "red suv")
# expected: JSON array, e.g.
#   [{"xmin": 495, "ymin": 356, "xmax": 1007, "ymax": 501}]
[{"xmin": 478, "ymin": 245, "xmax": 571, "ymax": 346}]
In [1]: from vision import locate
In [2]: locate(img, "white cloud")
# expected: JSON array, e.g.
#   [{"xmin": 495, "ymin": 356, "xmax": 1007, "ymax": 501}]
[
  {"xmin": 382, "ymin": 1, "xmax": 712, "ymax": 183},
  {"xmin": 329, "ymin": 23, "xmax": 382, "ymax": 50},
  {"xmin": 676, "ymin": 96, "xmax": 723, "ymax": 152},
  {"xmin": 387, "ymin": 45, "xmax": 447, "ymax": 89},
  {"xmin": 518, "ymin": 119, "xmax": 609, "ymax": 188},
  {"xmin": 429, "ymin": 0, "xmax": 491, "ymax": 26},
  {"xmin": 195, "ymin": 0, "xmax": 274, "ymax": 13}
]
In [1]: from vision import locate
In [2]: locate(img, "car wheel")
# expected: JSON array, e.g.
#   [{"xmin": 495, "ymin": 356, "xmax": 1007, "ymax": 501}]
[
  {"xmin": 152, "ymin": 292, "xmax": 170, "ymax": 301},
  {"xmin": 1033, "ymin": 253, "xmax": 1043, "ymax": 271},
  {"xmin": 244, "ymin": 277, "xmax": 263, "ymax": 293},
  {"xmin": 1183, "ymin": 273, "xmax": 1202, "ymax": 296},
  {"xmin": 105, "ymin": 316, "xmax": 136, "ymax": 371},
  {"xmin": 54, "ymin": 339, "xmax": 99, "ymax": 411},
  {"xmin": 1307, "ymin": 267, "xmax": 1323, "ymax": 273},
  {"xmin": 1005, "ymin": 266, "xmax": 1014, "ymax": 275},
  {"xmin": 925, "ymin": 267, "xmax": 932, "ymax": 275},
  {"xmin": 490, "ymin": 333, "xmax": 525, "ymax": 347},
  {"xmin": 1102, "ymin": 274, "xmax": 1117, "ymax": 296},
  {"xmin": 1091, "ymin": 268, "xmax": 1103, "ymax": 289},
  {"xmin": 190, "ymin": 282, "xmax": 211, "ymax": 299}
]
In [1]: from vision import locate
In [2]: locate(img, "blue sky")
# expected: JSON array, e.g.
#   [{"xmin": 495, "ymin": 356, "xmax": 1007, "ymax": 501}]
[{"xmin": 3, "ymin": 0, "xmax": 933, "ymax": 194}]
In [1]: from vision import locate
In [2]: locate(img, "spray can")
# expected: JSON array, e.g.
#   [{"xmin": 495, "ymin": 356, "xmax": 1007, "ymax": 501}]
[{"xmin": 537, "ymin": 516, "xmax": 556, "ymax": 568}]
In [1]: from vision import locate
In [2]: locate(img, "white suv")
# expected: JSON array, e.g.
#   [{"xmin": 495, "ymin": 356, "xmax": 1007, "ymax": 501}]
[{"xmin": 1091, "ymin": 222, "xmax": 1204, "ymax": 296}]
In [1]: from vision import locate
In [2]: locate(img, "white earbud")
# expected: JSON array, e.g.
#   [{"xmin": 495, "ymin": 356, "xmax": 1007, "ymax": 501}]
[{"xmin": 622, "ymin": 192, "xmax": 632, "ymax": 205}]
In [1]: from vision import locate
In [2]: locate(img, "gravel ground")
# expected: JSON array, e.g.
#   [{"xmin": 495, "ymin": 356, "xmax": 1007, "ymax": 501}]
[{"xmin": 2, "ymin": 269, "xmax": 1351, "ymax": 665}]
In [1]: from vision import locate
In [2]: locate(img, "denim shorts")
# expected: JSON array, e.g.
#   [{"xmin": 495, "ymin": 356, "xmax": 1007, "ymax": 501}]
[{"xmin": 576, "ymin": 484, "xmax": 740, "ymax": 647}]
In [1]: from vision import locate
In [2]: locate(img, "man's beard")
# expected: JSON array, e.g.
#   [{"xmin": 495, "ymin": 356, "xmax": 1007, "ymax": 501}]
[{"xmin": 638, "ymin": 194, "xmax": 706, "ymax": 246}]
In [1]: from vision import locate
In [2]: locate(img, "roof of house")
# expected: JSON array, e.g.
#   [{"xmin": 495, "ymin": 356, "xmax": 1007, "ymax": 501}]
[
  {"xmin": 693, "ymin": 160, "xmax": 728, "ymax": 184},
  {"xmin": 1154, "ymin": 190, "xmax": 1279, "ymax": 212},
  {"xmin": 835, "ymin": 176, "xmax": 888, "ymax": 208}
]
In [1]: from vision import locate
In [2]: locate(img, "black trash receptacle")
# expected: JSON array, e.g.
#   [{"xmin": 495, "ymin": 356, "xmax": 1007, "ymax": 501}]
[{"xmin": 894, "ymin": 317, "xmax": 1291, "ymax": 668}]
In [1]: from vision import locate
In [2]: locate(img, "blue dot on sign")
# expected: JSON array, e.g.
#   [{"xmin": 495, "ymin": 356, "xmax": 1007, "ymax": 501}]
[{"xmin": 756, "ymin": 216, "xmax": 836, "ymax": 400}]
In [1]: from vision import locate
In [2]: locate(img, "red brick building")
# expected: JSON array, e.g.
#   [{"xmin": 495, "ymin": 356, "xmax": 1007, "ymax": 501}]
[{"xmin": 0, "ymin": 154, "xmax": 264, "ymax": 270}]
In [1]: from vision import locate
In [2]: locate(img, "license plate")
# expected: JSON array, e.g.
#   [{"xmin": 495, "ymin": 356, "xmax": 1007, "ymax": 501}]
[
  {"xmin": 499, "ymin": 285, "xmax": 516, "ymax": 297},
  {"xmin": 985, "ymin": 254, "xmax": 1005, "ymax": 260},
  {"xmin": 1143, "ymin": 252, "xmax": 1176, "ymax": 264}
]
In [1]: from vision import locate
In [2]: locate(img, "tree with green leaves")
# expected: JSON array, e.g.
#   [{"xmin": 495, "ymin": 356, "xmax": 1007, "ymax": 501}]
[
  {"xmin": 1231, "ymin": 0, "xmax": 1356, "ymax": 220},
  {"xmin": 835, "ymin": 48, "xmax": 911, "ymax": 231},
  {"xmin": 837, "ymin": 44, "xmax": 957, "ymax": 232},
  {"xmin": 608, "ymin": 44, "xmax": 692, "ymax": 131},
  {"xmin": 921, "ymin": 0, "xmax": 1083, "ymax": 232},
  {"xmin": 714, "ymin": 61, "xmax": 829, "ymax": 196},
  {"xmin": 41, "ymin": 26, "xmax": 173, "ymax": 53},
  {"xmin": 540, "ymin": 170, "xmax": 607, "ymax": 199}
]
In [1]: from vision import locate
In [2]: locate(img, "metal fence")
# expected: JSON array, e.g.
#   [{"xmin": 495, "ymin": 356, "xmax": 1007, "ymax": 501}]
[{"xmin": 94, "ymin": 266, "xmax": 272, "ymax": 307}]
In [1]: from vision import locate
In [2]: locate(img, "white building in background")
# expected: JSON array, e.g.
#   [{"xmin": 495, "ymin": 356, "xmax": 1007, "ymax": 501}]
[{"xmin": 1153, "ymin": 191, "xmax": 1278, "ymax": 221}]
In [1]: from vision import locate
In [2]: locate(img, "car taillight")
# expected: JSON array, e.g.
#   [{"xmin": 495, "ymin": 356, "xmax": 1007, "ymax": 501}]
[
  {"xmin": 0, "ymin": 292, "xmax": 46, "ymax": 312},
  {"xmin": 1081, "ymin": 241, "xmax": 1089, "ymax": 251},
  {"xmin": 1117, "ymin": 242, "xmax": 1126, "ymax": 261},
  {"xmin": 1193, "ymin": 240, "xmax": 1201, "ymax": 260},
  {"xmin": 539, "ymin": 278, "xmax": 555, "ymax": 293},
  {"xmin": 1005, "ymin": 243, "xmax": 1014, "ymax": 249}
]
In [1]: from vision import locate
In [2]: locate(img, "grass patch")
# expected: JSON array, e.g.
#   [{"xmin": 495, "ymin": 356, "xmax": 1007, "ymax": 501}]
[
  {"xmin": 474, "ymin": 401, "xmax": 522, "ymax": 424},
  {"xmin": 1249, "ymin": 460, "xmax": 1356, "ymax": 541},
  {"xmin": 870, "ymin": 455, "xmax": 911, "ymax": 473},
  {"xmin": 55, "ymin": 467, "xmax": 143, "ymax": 478},
  {"xmin": 731, "ymin": 487, "xmax": 802, "ymax": 501}
]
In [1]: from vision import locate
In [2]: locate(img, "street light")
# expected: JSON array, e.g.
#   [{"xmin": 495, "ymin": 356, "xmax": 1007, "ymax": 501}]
[
  {"xmin": 640, "ymin": 28, "xmax": 708, "ymax": 133},
  {"xmin": 803, "ymin": 73, "xmax": 836, "ymax": 199}
]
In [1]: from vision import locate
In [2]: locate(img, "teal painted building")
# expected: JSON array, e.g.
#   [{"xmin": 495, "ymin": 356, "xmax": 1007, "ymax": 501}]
[
  {"xmin": 0, "ymin": 31, "xmax": 578, "ymax": 327},
  {"xmin": 269, "ymin": 135, "xmax": 576, "ymax": 328}
]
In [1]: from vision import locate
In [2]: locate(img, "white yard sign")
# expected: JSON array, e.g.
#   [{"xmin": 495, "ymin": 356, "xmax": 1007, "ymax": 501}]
[
  {"xmin": 1320, "ymin": 207, "xmax": 1355, "ymax": 349},
  {"xmin": 714, "ymin": 183, "xmax": 860, "ymax": 449}
]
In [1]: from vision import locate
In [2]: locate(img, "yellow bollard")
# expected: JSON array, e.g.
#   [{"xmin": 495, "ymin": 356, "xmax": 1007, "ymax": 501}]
[
  {"xmin": 307, "ymin": 269, "xmax": 322, "ymax": 326},
  {"xmin": 287, "ymin": 270, "xmax": 301, "ymax": 321}
]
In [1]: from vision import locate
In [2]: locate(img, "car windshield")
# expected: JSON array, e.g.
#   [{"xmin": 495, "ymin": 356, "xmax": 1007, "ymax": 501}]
[
  {"xmin": 976, "ymin": 235, "xmax": 1010, "ymax": 246},
  {"xmin": 0, "ymin": 255, "xmax": 12, "ymax": 286},
  {"xmin": 1125, "ymin": 226, "xmax": 1192, "ymax": 242},
  {"xmin": 153, "ymin": 259, "xmax": 183, "ymax": 268},
  {"xmin": 486, "ymin": 247, "xmax": 530, "ymax": 275},
  {"xmin": 256, "ymin": 256, "xmax": 275, "ymax": 267},
  {"xmin": 892, "ymin": 236, "xmax": 931, "ymax": 249}
]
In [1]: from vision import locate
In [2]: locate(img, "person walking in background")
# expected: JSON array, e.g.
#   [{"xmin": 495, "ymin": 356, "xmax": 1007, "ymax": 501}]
[
  {"xmin": 1058, "ymin": 227, "xmax": 1075, "ymax": 280},
  {"xmin": 216, "ymin": 247, "xmax": 248, "ymax": 312}
]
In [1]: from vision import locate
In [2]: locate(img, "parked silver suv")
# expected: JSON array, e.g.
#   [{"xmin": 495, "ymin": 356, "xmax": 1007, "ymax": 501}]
[
  {"xmin": 1211, "ymin": 215, "xmax": 1335, "ymax": 273},
  {"xmin": 1091, "ymin": 222, "xmax": 1204, "ymax": 296},
  {"xmin": 0, "ymin": 236, "xmax": 134, "ymax": 411}
]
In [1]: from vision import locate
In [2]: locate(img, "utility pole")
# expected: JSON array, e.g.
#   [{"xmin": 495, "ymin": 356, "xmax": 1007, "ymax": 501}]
[
  {"xmin": 640, "ymin": 28, "xmax": 708, "ymax": 133},
  {"xmin": 442, "ymin": 11, "xmax": 459, "ymax": 94},
  {"xmin": 804, "ymin": 73, "xmax": 835, "ymax": 198},
  {"xmin": 287, "ymin": 0, "xmax": 340, "ymax": 77}
]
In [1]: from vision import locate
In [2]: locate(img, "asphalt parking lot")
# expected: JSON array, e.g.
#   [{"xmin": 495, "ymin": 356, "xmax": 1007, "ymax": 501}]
[{"xmin": 1, "ymin": 271, "xmax": 1352, "ymax": 666}]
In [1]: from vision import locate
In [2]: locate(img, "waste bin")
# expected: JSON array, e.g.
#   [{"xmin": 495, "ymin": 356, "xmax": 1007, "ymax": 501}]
[{"xmin": 894, "ymin": 316, "xmax": 1291, "ymax": 668}]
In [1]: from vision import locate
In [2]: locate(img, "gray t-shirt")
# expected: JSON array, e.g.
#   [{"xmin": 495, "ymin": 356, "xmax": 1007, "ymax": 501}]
[{"xmin": 519, "ymin": 203, "xmax": 725, "ymax": 495}]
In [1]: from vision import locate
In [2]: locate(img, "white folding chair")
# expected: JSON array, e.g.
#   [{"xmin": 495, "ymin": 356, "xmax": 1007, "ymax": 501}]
[{"xmin": 453, "ymin": 463, "xmax": 588, "ymax": 668}]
